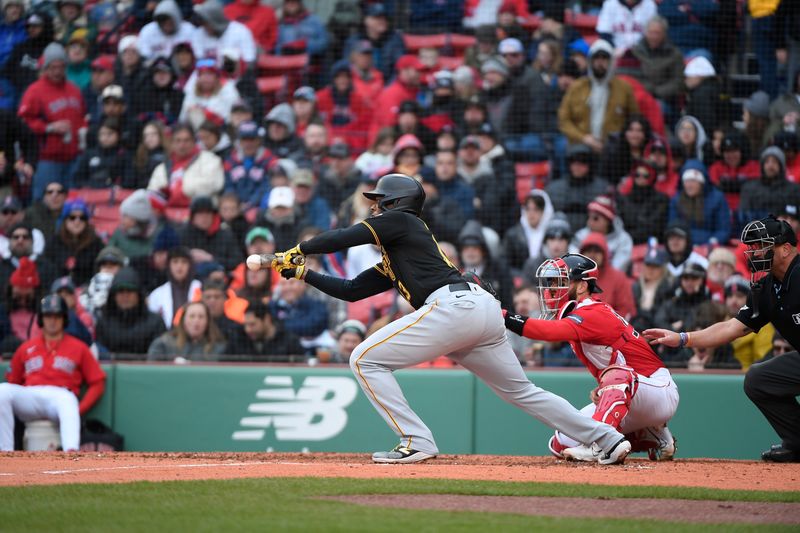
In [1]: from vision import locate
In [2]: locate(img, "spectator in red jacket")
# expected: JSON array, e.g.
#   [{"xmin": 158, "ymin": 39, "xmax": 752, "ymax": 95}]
[
  {"xmin": 708, "ymin": 130, "xmax": 760, "ymax": 211},
  {"xmin": 369, "ymin": 55, "xmax": 422, "ymax": 143},
  {"xmin": 18, "ymin": 43, "xmax": 86, "ymax": 201},
  {"xmin": 578, "ymin": 231, "xmax": 636, "ymax": 321},
  {"xmin": 223, "ymin": 0, "xmax": 277, "ymax": 52},
  {"xmin": 316, "ymin": 60, "xmax": 373, "ymax": 153}
]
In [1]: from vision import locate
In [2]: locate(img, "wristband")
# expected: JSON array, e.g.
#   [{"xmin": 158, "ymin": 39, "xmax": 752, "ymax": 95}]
[
  {"xmin": 504, "ymin": 313, "xmax": 527, "ymax": 336},
  {"xmin": 678, "ymin": 331, "xmax": 691, "ymax": 348}
]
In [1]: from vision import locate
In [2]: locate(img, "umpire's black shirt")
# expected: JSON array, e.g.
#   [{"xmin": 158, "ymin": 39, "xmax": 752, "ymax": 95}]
[
  {"xmin": 737, "ymin": 254, "xmax": 800, "ymax": 349},
  {"xmin": 300, "ymin": 210, "xmax": 463, "ymax": 309}
]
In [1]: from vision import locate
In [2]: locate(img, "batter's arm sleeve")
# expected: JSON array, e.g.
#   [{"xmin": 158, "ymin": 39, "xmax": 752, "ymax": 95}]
[
  {"xmin": 304, "ymin": 266, "xmax": 393, "ymax": 302},
  {"xmin": 299, "ymin": 223, "xmax": 376, "ymax": 255},
  {"xmin": 505, "ymin": 313, "xmax": 581, "ymax": 342}
]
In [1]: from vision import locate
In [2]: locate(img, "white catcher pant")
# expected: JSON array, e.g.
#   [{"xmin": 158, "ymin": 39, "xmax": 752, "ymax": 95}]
[
  {"xmin": 555, "ymin": 367, "xmax": 680, "ymax": 448},
  {"xmin": 0, "ymin": 383, "xmax": 80, "ymax": 451},
  {"xmin": 349, "ymin": 283, "xmax": 626, "ymax": 455}
]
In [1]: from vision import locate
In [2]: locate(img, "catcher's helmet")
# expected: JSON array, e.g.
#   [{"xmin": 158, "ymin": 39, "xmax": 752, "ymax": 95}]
[
  {"xmin": 362, "ymin": 173, "xmax": 426, "ymax": 216},
  {"xmin": 536, "ymin": 253, "xmax": 603, "ymax": 318},
  {"xmin": 741, "ymin": 215, "xmax": 797, "ymax": 273},
  {"xmin": 37, "ymin": 293, "xmax": 69, "ymax": 328}
]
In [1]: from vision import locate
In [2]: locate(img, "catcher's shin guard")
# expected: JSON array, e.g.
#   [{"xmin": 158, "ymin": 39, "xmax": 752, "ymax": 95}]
[{"xmin": 592, "ymin": 365, "xmax": 638, "ymax": 429}]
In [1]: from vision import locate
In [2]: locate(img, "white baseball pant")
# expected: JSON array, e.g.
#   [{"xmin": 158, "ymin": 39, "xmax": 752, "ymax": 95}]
[
  {"xmin": 350, "ymin": 282, "xmax": 627, "ymax": 455},
  {"xmin": 0, "ymin": 383, "xmax": 81, "ymax": 451}
]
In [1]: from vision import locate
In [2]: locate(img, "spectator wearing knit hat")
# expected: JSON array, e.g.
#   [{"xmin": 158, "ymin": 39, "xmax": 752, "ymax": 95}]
[
  {"xmin": 115, "ymin": 35, "xmax": 146, "ymax": 105},
  {"xmin": 0, "ymin": 257, "xmax": 43, "ymax": 353},
  {"xmin": 263, "ymin": 103, "xmax": 303, "ymax": 160},
  {"xmin": 129, "ymin": 225, "xmax": 180, "ymax": 295},
  {"xmin": 743, "ymin": 90, "xmax": 772, "ymax": 157},
  {"xmin": 740, "ymin": 146, "xmax": 800, "ymax": 223},
  {"xmin": 43, "ymin": 199, "xmax": 105, "ymax": 287},
  {"xmin": 706, "ymin": 246, "xmax": 738, "ymax": 301},
  {"xmin": 667, "ymin": 160, "xmax": 731, "ymax": 246},
  {"xmin": 571, "ymin": 195, "xmax": 634, "ymax": 272},
  {"xmin": 683, "ymin": 56, "xmax": 722, "ymax": 138},
  {"xmin": 316, "ymin": 60, "xmax": 373, "ymax": 153},
  {"xmin": 78, "ymin": 245, "xmax": 127, "ymax": 319},
  {"xmin": 179, "ymin": 58, "xmax": 241, "ymax": 128},
  {"xmin": 18, "ymin": 42, "xmax": 86, "ymax": 201},
  {"xmin": 147, "ymin": 245, "xmax": 201, "ymax": 329},
  {"xmin": 108, "ymin": 189, "xmax": 160, "ymax": 260}
]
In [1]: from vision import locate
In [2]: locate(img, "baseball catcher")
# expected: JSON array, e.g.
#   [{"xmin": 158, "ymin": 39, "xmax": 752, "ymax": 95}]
[{"xmin": 505, "ymin": 253, "xmax": 679, "ymax": 461}]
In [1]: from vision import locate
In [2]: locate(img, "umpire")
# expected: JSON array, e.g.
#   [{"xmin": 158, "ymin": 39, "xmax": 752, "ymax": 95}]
[{"xmin": 644, "ymin": 215, "xmax": 800, "ymax": 462}]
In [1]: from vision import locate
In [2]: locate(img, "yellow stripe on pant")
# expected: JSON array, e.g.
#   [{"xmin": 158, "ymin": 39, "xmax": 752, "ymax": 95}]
[{"xmin": 354, "ymin": 302, "xmax": 438, "ymax": 450}]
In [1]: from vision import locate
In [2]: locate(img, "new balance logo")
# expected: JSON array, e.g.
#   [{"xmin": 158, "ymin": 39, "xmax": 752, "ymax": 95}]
[{"xmin": 232, "ymin": 375, "xmax": 358, "ymax": 442}]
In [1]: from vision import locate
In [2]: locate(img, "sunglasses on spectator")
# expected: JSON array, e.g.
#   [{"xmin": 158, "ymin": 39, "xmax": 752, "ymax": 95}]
[
  {"xmin": 1, "ymin": 209, "xmax": 18, "ymax": 215},
  {"xmin": 68, "ymin": 214, "xmax": 88, "ymax": 222},
  {"xmin": 45, "ymin": 188, "xmax": 65, "ymax": 195},
  {"xmin": 11, "ymin": 233, "xmax": 31, "ymax": 240}
]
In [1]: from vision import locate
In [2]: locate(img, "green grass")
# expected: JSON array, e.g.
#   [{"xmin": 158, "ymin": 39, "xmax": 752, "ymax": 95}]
[{"xmin": 1, "ymin": 478, "xmax": 798, "ymax": 533}]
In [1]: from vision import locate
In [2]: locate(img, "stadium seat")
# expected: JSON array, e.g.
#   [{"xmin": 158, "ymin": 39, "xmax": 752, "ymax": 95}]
[
  {"xmin": 256, "ymin": 75, "xmax": 286, "ymax": 95},
  {"xmin": 448, "ymin": 33, "xmax": 476, "ymax": 56},
  {"xmin": 113, "ymin": 188, "xmax": 135, "ymax": 204},
  {"xmin": 437, "ymin": 56, "xmax": 464, "ymax": 70},
  {"xmin": 91, "ymin": 204, "xmax": 121, "ymax": 240},
  {"xmin": 402, "ymin": 33, "xmax": 447, "ymax": 53},
  {"xmin": 256, "ymin": 54, "xmax": 309, "ymax": 75},
  {"xmin": 565, "ymin": 11, "xmax": 599, "ymax": 39},
  {"xmin": 515, "ymin": 161, "xmax": 551, "ymax": 203},
  {"xmin": 520, "ymin": 14, "xmax": 542, "ymax": 30},
  {"xmin": 69, "ymin": 188, "xmax": 113, "ymax": 206}
]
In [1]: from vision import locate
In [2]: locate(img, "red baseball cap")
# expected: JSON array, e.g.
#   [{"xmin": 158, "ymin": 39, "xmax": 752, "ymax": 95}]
[
  {"xmin": 395, "ymin": 55, "xmax": 422, "ymax": 71},
  {"xmin": 91, "ymin": 54, "xmax": 115, "ymax": 71}
]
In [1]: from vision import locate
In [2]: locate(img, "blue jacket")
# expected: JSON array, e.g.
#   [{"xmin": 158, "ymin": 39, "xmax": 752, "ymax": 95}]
[
  {"xmin": 0, "ymin": 18, "xmax": 25, "ymax": 68},
  {"xmin": 343, "ymin": 29, "xmax": 405, "ymax": 82},
  {"xmin": 658, "ymin": 0, "xmax": 719, "ymax": 55},
  {"xmin": 269, "ymin": 295, "xmax": 328, "ymax": 338},
  {"xmin": 436, "ymin": 175, "xmax": 475, "ymax": 221},
  {"xmin": 408, "ymin": 0, "xmax": 464, "ymax": 32},
  {"xmin": 224, "ymin": 147, "xmax": 276, "ymax": 209},
  {"xmin": 277, "ymin": 11, "xmax": 329, "ymax": 56},
  {"xmin": 668, "ymin": 159, "xmax": 732, "ymax": 246}
]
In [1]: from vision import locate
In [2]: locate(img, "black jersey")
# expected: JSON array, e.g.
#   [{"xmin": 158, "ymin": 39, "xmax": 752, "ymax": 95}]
[
  {"xmin": 299, "ymin": 210, "xmax": 463, "ymax": 309},
  {"xmin": 737, "ymin": 255, "xmax": 800, "ymax": 350}
]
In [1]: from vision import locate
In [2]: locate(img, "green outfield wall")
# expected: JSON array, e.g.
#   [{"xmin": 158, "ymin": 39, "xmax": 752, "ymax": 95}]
[{"xmin": 1, "ymin": 363, "xmax": 776, "ymax": 458}]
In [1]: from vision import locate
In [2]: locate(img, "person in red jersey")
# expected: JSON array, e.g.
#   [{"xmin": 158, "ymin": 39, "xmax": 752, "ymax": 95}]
[
  {"xmin": 0, "ymin": 294, "xmax": 105, "ymax": 451},
  {"xmin": 504, "ymin": 253, "xmax": 679, "ymax": 462}
]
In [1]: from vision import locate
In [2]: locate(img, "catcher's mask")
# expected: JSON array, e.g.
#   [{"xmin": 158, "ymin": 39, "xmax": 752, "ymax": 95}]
[
  {"xmin": 536, "ymin": 253, "xmax": 602, "ymax": 319},
  {"xmin": 741, "ymin": 215, "xmax": 797, "ymax": 275}
]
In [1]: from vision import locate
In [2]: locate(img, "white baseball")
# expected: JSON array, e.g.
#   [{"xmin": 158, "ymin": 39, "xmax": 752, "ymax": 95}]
[{"xmin": 246, "ymin": 254, "xmax": 263, "ymax": 271}]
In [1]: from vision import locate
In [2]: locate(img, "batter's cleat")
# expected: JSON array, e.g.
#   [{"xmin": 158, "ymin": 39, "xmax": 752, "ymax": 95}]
[
  {"xmin": 647, "ymin": 427, "xmax": 677, "ymax": 461},
  {"xmin": 372, "ymin": 445, "xmax": 436, "ymax": 464},
  {"xmin": 761, "ymin": 444, "xmax": 800, "ymax": 463},
  {"xmin": 563, "ymin": 438, "xmax": 632, "ymax": 465}
]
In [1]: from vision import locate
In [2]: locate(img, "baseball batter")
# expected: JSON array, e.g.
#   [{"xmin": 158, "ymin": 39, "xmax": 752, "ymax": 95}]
[
  {"xmin": 265, "ymin": 173, "xmax": 631, "ymax": 464},
  {"xmin": 0, "ymin": 294, "xmax": 106, "ymax": 451},
  {"xmin": 505, "ymin": 254, "xmax": 679, "ymax": 461}
]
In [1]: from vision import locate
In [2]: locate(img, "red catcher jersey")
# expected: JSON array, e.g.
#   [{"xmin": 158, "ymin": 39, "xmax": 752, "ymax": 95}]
[
  {"xmin": 563, "ymin": 298, "xmax": 664, "ymax": 379},
  {"xmin": 7, "ymin": 334, "xmax": 105, "ymax": 396}
]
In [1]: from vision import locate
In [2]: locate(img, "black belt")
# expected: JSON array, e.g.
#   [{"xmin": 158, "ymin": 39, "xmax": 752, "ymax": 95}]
[{"xmin": 448, "ymin": 281, "xmax": 471, "ymax": 292}]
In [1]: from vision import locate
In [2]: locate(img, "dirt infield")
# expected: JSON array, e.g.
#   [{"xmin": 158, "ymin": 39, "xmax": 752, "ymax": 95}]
[
  {"xmin": 327, "ymin": 495, "xmax": 800, "ymax": 525},
  {"xmin": 1, "ymin": 452, "xmax": 799, "ymax": 493}
]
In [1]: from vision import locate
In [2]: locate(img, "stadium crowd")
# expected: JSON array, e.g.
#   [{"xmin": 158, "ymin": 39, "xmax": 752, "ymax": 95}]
[{"xmin": 0, "ymin": 0, "xmax": 798, "ymax": 370}]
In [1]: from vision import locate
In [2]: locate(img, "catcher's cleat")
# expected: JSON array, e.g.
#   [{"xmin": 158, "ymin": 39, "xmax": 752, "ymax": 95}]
[
  {"xmin": 372, "ymin": 444, "xmax": 436, "ymax": 464},
  {"xmin": 563, "ymin": 438, "xmax": 631, "ymax": 465},
  {"xmin": 648, "ymin": 427, "xmax": 677, "ymax": 461}
]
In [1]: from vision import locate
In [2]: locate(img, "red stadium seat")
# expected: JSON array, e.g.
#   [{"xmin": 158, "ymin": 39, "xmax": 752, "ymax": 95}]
[
  {"xmin": 565, "ymin": 11, "xmax": 599, "ymax": 39},
  {"xmin": 448, "ymin": 33, "xmax": 476, "ymax": 55},
  {"xmin": 69, "ymin": 188, "xmax": 113, "ymax": 206},
  {"xmin": 520, "ymin": 14, "xmax": 542, "ymax": 30},
  {"xmin": 91, "ymin": 204, "xmax": 121, "ymax": 240},
  {"xmin": 403, "ymin": 33, "xmax": 447, "ymax": 53},
  {"xmin": 437, "ymin": 56, "xmax": 464, "ymax": 70},
  {"xmin": 113, "ymin": 188, "xmax": 135, "ymax": 204},
  {"xmin": 515, "ymin": 161, "xmax": 551, "ymax": 203},
  {"xmin": 256, "ymin": 54, "xmax": 308, "ymax": 75},
  {"xmin": 257, "ymin": 75, "xmax": 286, "ymax": 95}
]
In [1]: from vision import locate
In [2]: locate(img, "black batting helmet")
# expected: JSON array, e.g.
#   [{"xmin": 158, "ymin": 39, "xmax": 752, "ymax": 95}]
[
  {"xmin": 362, "ymin": 173, "xmax": 426, "ymax": 216},
  {"xmin": 741, "ymin": 215, "xmax": 798, "ymax": 273},
  {"xmin": 37, "ymin": 293, "xmax": 69, "ymax": 328}
]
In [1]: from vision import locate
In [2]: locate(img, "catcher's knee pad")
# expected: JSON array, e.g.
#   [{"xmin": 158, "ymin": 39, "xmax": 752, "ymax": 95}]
[{"xmin": 592, "ymin": 365, "xmax": 638, "ymax": 428}]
